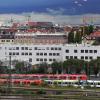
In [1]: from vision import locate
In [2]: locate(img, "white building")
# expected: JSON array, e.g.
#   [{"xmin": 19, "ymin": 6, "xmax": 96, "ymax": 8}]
[{"xmin": 0, "ymin": 43, "xmax": 100, "ymax": 65}]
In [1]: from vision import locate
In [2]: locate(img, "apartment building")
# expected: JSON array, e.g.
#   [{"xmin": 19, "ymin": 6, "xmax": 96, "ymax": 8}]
[{"xmin": 0, "ymin": 44, "xmax": 100, "ymax": 65}]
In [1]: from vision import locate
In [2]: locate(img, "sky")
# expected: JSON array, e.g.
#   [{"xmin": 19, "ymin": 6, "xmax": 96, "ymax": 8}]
[
  {"xmin": 0, "ymin": 0, "xmax": 100, "ymax": 24},
  {"xmin": 0, "ymin": 0, "xmax": 99, "ymax": 15}
]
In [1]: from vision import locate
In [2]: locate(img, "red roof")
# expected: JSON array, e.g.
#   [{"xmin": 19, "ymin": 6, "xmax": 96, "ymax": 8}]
[{"xmin": 90, "ymin": 31, "xmax": 100, "ymax": 37}]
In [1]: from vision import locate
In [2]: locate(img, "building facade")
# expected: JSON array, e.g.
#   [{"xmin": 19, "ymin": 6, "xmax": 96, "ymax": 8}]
[
  {"xmin": 0, "ymin": 44, "xmax": 100, "ymax": 65},
  {"xmin": 14, "ymin": 32, "xmax": 68, "ymax": 44}
]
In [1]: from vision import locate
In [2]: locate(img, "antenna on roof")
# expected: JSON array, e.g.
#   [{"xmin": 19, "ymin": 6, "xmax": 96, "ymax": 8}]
[{"xmin": 23, "ymin": 13, "xmax": 31, "ymax": 22}]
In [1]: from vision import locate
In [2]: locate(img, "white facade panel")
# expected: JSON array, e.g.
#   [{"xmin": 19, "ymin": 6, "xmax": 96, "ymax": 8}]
[{"xmin": 0, "ymin": 44, "xmax": 100, "ymax": 65}]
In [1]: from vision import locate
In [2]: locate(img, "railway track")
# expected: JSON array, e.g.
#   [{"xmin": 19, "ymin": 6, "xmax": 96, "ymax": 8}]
[{"xmin": 0, "ymin": 86, "xmax": 100, "ymax": 100}]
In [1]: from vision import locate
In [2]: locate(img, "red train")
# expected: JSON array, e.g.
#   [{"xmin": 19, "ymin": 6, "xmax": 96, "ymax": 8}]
[{"xmin": 0, "ymin": 74, "xmax": 87, "ymax": 86}]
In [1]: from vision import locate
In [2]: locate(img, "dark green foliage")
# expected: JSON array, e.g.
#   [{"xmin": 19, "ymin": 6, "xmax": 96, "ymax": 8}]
[
  {"xmin": 74, "ymin": 32, "xmax": 82, "ymax": 43},
  {"xmin": 36, "ymin": 62, "xmax": 48, "ymax": 74},
  {"xmin": 36, "ymin": 89, "xmax": 46, "ymax": 94},
  {"xmin": 88, "ymin": 25, "xmax": 94, "ymax": 34},
  {"xmin": 51, "ymin": 61, "xmax": 62, "ymax": 74},
  {"xmin": 68, "ymin": 31, "xmax": 75, "ymax": 43},
  {"xmin": 83, "ymin": 25, "xmax": 93, "ymax": 35},
  {"xmin": 89, "ymin": 58, "xmax": 100, "ymax": 76},
  {"xmin": 14, "ymin": 61, "xmax": 32, "ymax": 74}
]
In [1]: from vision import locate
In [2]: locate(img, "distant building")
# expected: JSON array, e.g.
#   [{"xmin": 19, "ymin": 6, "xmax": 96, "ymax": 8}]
[{"xmin": 14, "ymin": 32, "xmax": 68, "ymax": 44}]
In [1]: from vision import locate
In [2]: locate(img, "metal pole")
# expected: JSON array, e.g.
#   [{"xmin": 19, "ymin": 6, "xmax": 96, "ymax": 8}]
[
  {"xmin": 61, "ymin": 62, "xmax": 63, "ymax": 74},
  {"xmin": 8, "ymin": 56, "xmax": 12, "ymax": 94}
]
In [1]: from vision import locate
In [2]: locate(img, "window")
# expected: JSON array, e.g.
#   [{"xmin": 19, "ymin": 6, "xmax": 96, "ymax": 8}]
[
  {"xmin": 25, "ymin": 53, "xmax": 28, "ymax": 55},
  {"xmin": 53, "ymin": 53, "xmax": 56, "ymax": 56},
  {"xmin": 22, "ymin": 52, "xmax": 24, "ymax": 55},
  {"xmin": 55, "ymin": 48, "xmax": 57, "ymax": 50},
  {"xmin": 49, "ymin": 53, "xmax": 52, "ymax": 56},
  {"xmin": 74, "ymin": 50, "xmax": 77, "ymax": 53},
  {"xmin": 40, "ymin": 59, "xmax": 43, "ymax": 61},
  {"xmin": 40, "ymin": 53, "xmax": 43, "ymax": 56},
  {"xmin": 29, "ymin": 48, "xmax": 32, "ymax": 50},
  {"xmin": 70, "ymin": 56, "xmax": 73, "ymax": 59},
  {"xmin": 74, "ymin": 56, "xmax": 77, "ymax": 59},
  {"xmin": 36, "ymin": 53, "xmax": 39, "ymax": 56},
  {"xmin": 29, "ymin": 53, "xmax": 32, "ymax": 55},
  {"xmin": 36, "ymin": 58, "xmax": 39, "ymax": 61},
  {"xmin": 94, "ymin": 50, "xmax": 97, "ymax": 53},
  {"xmin": 51, "ymin": 47, "xmax": 54, "ymax": 50},
  {"xmin": 6, "ymin": 40, "xmax": 10, "ymax": 42},
  {"xmin": 44, "ymin": 53, "xmax": 47, "ymax": 56},
  {"xmin": 16, "ymin": 47, "xmax": 19, "ymax": 50},
  {"xmin": 81, "ymin": 50, "xmax": 84, "ymax": 53},
  {"xmin": 25, "ymin": 47, "xmax": 28, "ymax": 50},
  {"xmin": 9, "ymin": 52, "xmax": 12, "ymax": 55},
  {"xmin": 44, "ymin": 59, "xmax": 47, "ymax": 61},
  {"xmin": 66, "ymin": 49, "xmax": 69, "ymax": 53},
  {"xmin": 58, "ymin": 48, "xmax": 61, "ymax": 50},
  {"xmin": 85, "ymin": 56, "xmax": 88, "ymax": 60},
  {"xmin": 34, "ymin": 47, "xmax": 37, "ymax": 50},
  {"xmin": 53, "ymin": 59, "xmax": 56, "ymax": 61},
  {"xmin": 49, "ymin": 59, "xmax": 52, "ymax": 61},
  {"xmin": 16, "ymin": 52, "xmax": 19, "ymax": 55},
  {"xmin": 13, "ymin": 52, "xmax": 15, "ymax": 55},
  {"xmin": 57, "ymin": 53, "xmax": 60, "ymax": 56},
  {"xmin": 21, "ymin": 47, "xmax": 24, "ymax": 50},
  {"xmin": 81, "ymin": 56, "xmax": 84, "ymax": 60},
  {"xmin": 89, "ymin": 50, "xmax": 93, "ymax": 53},
  {"xmin": 89, "ymin": 56, "xmax": 93, "ymax": 60},
  {"xmin": 2, "ymin": 40, "xmax": 5, "ymax": 42},
  {"xmin": 85, "ymin": 50, "xmax": 88, "ymax": 53},
  {"xmin": 29, "ymin": 58, "xmax": 32, "ymax": 62},
  {"xmin": 66, "ymin": 56, "xmax": 69, "ymax": 59}
]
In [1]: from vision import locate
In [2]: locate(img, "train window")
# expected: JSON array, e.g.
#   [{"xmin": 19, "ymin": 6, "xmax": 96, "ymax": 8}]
[
  {"xmin": 90, "ymin": 82, "xmax": 94, "ymax": 85},
  {"xmin": 97, "ymin": 83, "xmax": 100, "ymax": 85},
  {"xmin": 48, "ymin": 81, "xmax": 51, "ymax": 84},
  {"xmin": 54, "ymin": 82, "xmax": 57, "ymax": 85},
  {"xmin": 64, "ymin": 82, "xmax": 68, "ymax": 84},
  {"xmin": 58, "ymin": 82, "xmax": 61, "ymax": 84}
]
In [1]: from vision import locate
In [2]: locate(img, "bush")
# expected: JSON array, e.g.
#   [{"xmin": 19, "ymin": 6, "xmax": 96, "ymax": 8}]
[{"xmin": 36, "ymin": 89, "xmax": 46, "ymax": 94}]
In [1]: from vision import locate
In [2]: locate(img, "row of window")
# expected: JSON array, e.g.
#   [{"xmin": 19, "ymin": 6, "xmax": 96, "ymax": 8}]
[
  {"xmin": 9, "ymin": 47, "xmax": 61, "ymax": 51},
  {"xmin": 1, "ymin": 40, "xmax": 13, "ymax": 42},
  {"xmin": 66, "ymin": 49, "xmax": 97, "ymax": 53},
  {"xmin": 9, "ymin": 52, "xmax": 32, "ymax": 56},
  {"xmin": 35, "ymin": 47, "xmax": 61, "ymax": 50},
  {"xmin": 21, "ymin": 47, "xmax": 32, "ymax": 50},
  {"xmin": 9, "ymin": 52, "xmax": 19, "ymax": 55},
  {"xmin": 36, "ymin": 58, "xmax": 56, "ymax": 62},
  {"xmin": 36, "ymin": 53, "xmax": 60, "ymax": 56},
  {"xmin": 66, "ymin": 56, "xmax": 93, "ymax": 60}
]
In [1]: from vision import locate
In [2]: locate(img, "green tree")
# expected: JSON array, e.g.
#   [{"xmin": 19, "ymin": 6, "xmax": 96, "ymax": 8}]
[
  {"xmin": 63, "ymin": 59, "xmax": 75, "ymax": 74},
  {"xmin": 74, "ymin": 31, "xmax": 82, "ymax": 43},
  {"xmin": 37, "ymin": 62, "xmax": 48, "ymax": 74},
  {"xmin": 89, "ymin": 59, "xmax": 100, "ymax": 77},
  {"xmin": 15, "ymin": 61, "xmax": 32, "ymax": 74},
  {"xmin": 68, "ymin": 31, "xmax": 74, "ymax": 43},
  {"xmin": 84, "ymin": 26, "xmax": 89, "ymax": 35},
  {"xmin": 63, "ymin": 59, "xmax": 87, "ymax": 74},
  {"xmin": 88, "ymin": 25, "xmax": 94, "ymax": 34},
  {"xmin": 51, "ymin": 61, "xmax": 62, "ymax": 74}
]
